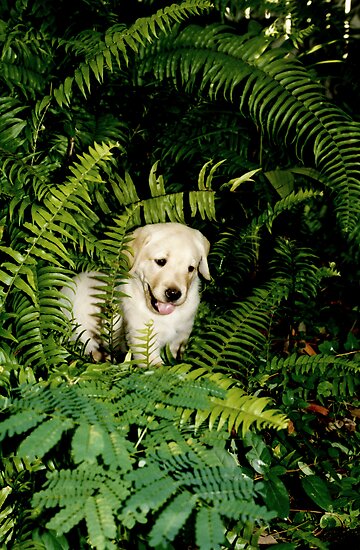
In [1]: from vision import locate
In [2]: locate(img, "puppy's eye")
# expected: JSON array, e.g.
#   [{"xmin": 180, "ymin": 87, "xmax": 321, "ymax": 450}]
[
  {"xmin": 188, "ymin": 266, "xmax": 195, "ymax": 273},
  {"xmin": 155, "ymin": 258, "xmax": 167, "ymax": 267}
]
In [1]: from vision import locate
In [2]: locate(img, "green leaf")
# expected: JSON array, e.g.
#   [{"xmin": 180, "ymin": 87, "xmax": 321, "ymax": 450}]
[
  {"xmin": 72, "ymin": 423, "xmax": 105, "ymax": 464},
  {"xmin": 259, "ymin": 473, "xmax": 290, "ymax": 519},
  {"xmin": 244, "ymin": 432, "xmax": 272, "ymax": 475},
  {"xmin": 0, "ymin": 410, "xmax": 46, "ymax": 441},
  {"xmin": 301, "ymin": 475, "xmax": 333, "ymax": 511},
  {"xmin": 264, "ymin": 169, "xmax": 295, "ymax": 198},
  {"xmin": 195, "ymin": 507, "xmax": 225, "ymax": 550},
  {"xmin": 85, "ymin": 495, "xmax": 117, "ymax": 548},
  {"xmin": 226, "ymin": 168, "xmax": 262, "ymax": 192},
  {"xmin": 100, "ymin": 430, "xmax": 133, "ymax": 472},
  {"xmin": 149, "ymin": 492, "xmax": 196, "ymax": 546},
  {"xmin": 18, "ymin": 417, "xmax": 74, "ymax": 460}
]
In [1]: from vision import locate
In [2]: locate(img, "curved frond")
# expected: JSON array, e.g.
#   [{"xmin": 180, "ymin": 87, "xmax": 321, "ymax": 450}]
[
  {"xmin": 101, "ymin": 161, "xmax": 216, "ymax": 229},
  {"xmin": 196, "ymin": 386, "xmax": 288, "ymax": 436},
  {"xmin": 140, "ymin": 23, "xmax": 360, "ymax": 233},
  {"xmin": 245, "ymin": 188, "xmax": 323, "ymax": 236},
  {"xmin": 0, "ymin": 97, "xmax": 27, "ymax": 151},
  {"xmin": 54, "ymin": 1, "xmax": 212, "ymax": 106},
  {"xmin": 0, "ymin": 142, "xmax": 116, "ymax": 308},
  {"xmin": 267, "ymin": 353, "xmax": 360, "ymax": 397},
  {"xmin": 0, "ymin": 26, "xmax": 52, "ymax": 98},
  {"xmin": 187, "ymin": 279, "xmax": 290, "ymax": 371},
  {"xmin": 269, "ymin": 237, "xmax": 339, "ymax": 301},
  {"xmin": 12, "ymin": 266, "xmax": 70, "ymax": 369}
]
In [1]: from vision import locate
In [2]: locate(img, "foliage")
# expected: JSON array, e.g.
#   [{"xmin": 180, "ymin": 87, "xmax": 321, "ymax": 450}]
[
  {"xmin": 0, "ymin": 365, "xmax": 288, "ymax": 548},
  {"xmin": 0, "ymin": 0, "xmax": 359, "ymax": 548}
]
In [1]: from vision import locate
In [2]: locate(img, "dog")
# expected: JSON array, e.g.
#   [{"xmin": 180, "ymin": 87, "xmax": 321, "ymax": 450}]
[{"xmin": 61, "ymin": 222, "xmax": 210, "ymax": 365}]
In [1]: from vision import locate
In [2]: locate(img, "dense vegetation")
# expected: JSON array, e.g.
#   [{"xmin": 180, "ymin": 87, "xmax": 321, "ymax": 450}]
[{"xmin": 0, "ymin": 0, "xmax": 359, "ymax": 548}]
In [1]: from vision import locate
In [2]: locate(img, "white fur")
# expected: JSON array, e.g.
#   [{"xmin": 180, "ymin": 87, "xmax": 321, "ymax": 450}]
[{"xmin": 61, "ymin": 223, "xmax": 210, "ymax": 365}]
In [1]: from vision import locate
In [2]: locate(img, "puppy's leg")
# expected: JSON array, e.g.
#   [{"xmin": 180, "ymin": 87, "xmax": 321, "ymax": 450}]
[{"xmin": 61, "ymin": 272, "xmax": 105, "ymax": 358}]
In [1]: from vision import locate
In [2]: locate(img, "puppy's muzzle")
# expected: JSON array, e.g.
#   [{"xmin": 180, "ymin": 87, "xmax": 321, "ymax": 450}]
[{"xmin": 147, "ymin": 284, "xmax": 182, "ymax": 315}]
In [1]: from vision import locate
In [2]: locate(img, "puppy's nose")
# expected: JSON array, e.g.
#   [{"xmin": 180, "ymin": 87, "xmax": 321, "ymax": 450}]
[{"xmin": 165, "ymin": 288, "xmax": 182, "ymax": 302}]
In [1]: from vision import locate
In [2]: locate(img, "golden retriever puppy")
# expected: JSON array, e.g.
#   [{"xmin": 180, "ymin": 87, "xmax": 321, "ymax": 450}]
[{"xmin": 62, "ymin": 223, "xmax": 210, "ymax": 364}]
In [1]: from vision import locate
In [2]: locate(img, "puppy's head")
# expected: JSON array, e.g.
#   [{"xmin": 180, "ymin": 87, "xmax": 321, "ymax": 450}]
[{"xmin": 126, "ymin": 222, "xmax": 210, "ymax": 315}]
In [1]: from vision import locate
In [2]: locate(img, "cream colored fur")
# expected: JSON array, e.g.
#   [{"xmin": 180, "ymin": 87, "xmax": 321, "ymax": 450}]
[{"xmin": 61, "ymin": 223, "xmax": 210, "ymax": 365}]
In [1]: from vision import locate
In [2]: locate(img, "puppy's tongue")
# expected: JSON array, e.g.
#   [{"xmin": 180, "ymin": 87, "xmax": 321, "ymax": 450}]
[{"xmin": 156, "ymin": 301, "xmax": 175, "ymax": 315}]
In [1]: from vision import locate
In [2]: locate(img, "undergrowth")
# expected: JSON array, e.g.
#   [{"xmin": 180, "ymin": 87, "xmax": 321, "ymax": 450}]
[{"xmin": 0, "ymin": 1, "xmax": 359, "ymax": 548}]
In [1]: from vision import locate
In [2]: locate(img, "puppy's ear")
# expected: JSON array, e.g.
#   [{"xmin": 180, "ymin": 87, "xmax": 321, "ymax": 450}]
[
  {"xmin": 197, "ymin": 233, "xmax": 211, "ymax": 280},
  {"xmin": 124, "ymin": 226, "xmax": 153, "ymax": 273}
]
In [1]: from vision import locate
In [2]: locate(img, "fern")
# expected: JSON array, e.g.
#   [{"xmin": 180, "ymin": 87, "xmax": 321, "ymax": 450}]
[
  {"xmin": 196, "ymin": 386, "xmax": 288, "ymax": 436},
  {"xmin": 210, "ymin": 226, "xmax": 260, "ymax": 290},
  {"xmin": 270, "ymin": 237, "xmax": 335, "ymax": 300},
  {"xmin": 157, "ymin": 102, "xmax": 251, "ymax": 170},
  {"xmin": 0, "ymin": 142, "xmax": 115, "ymax": 306},
  {"xmin": 1, "ymin": 1, "xmax": 359, "ymax": 547},
  {"xmin": 195, "ymin": 507, "xmax": 225, "ymax": 550},
  {"xmin": 175, "ymin": 366, "xmax": 288, "ymax": 434},
  {"xmin": 188, "ymin": 279, "xmax": 290, "ymax": 372},
  {"xmin": 54, "ymin": 1, "xmax": 213, "ymax": 106},
  {"xmin": 245, "ymin": 187, "xmax": 324, "ymax": 236},
  {"xmin": 18, "ymin": 417, "xmax": 74, "ymax": 461},
  {"xmin": 101, "ymin": 161, "xmax": 216, "ymax": 228},
  {"xmin": 0, "ymin": 364, "xmax": 286, "ymax": 549},
  {"xmin": 0, "ymin": 97, "xmax": 27, "ymax": 149},
  {"xmin": 265, "ymin": 353, "xmax": 360, "ymax": 398},
  {"xmin": 12, "ymin": 266, "xmax": 70, "ymax": 368},
  {"xmin": 148, "ymin": 491, "xmax": 196, "ymax": 547},
  {"xmin": 118, "ymin": 364, "xmax": 288, "ymax": 435},
  {"xmin": 139, "ymin": 23, "xmax": 360, "ymax": 234},
  {"xmin": 0, "ymin": 150, "xmax": 53, "ymax": 201},
  {"xmin": 33, "ymin": 464, "xmax": 130, "ymax": 546},
  {"xmin": 270, "ymin": 353, "xmax": 360, "ymax": 375},
  {"xmin": 208, "ymin": 186, "xmax": 322, "ymax": 299},
  {"xmin": 0, "ymin": 23, "xmax": 52, "ymax": 98}
]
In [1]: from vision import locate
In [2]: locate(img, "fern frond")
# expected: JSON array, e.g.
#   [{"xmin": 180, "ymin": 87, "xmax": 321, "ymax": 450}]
[
  {"xmin": 195, "ymin": 507, "xmax": 225, "ymax": 550},
  {"xmin": 167, "ymin": 365, "xmax": 288, "ymax": 435},
  {"xmin": 54, "ymin": 1, "xmax": 212, "ymax": 106},
  {"xmin": 33, "ymin": 463, "xmax": 130, "ymax": 547},
  {"xmin": 270, "ymin": 237, "xmax": 339, "ymax": 302},
  {"xmin": 0, "ymin": 150, "xmax": 54, "ymax": 202},
  {"xmin": 11, "ymin": 266, "xmax": 70, "ymax": 368},
  {"xmin": 46, "ymin": 499, "xmax": 87, "ymax": 537},
  {"xmin": 187, "ymin": 280, "xmax": 290, "ymax": 371},
  {"xmin": 0, "ymin": 344, "xmax": 19, "ymax": 393},
  {"xmin": 85, "ymin": 493, "xmax": 117, "ymax": 549},
  {"xmin": 0, "ymin": 409, "xmax": 46, "ymax": 442},
  {"xmin": 267, "ymin": 353, "xmax": 360, "ymax": 397},
  {"xmin": 208, "ymin": 188, "xmax": 325, "ymax": 302},
  {"xmin": 2, "ymin": 384, "xmax": 118, "ymax": 446},
  {"xmin": 196, "ymin": 386, "xmax": 288, "ymax": 437},
  {"xmin": 145, "ymin": 448, "xmax": 276, "ymax": 524},
  {"xmin": 101, "ymin": 161, "xmax": 216, "ymax": 228},
  {"xmin": 122, "ymin": 449, "xmax": 274, "ymax": 546},
  {"xmin": 158, "ymin": 103, "xmax": 250, "ymax": 169},
  {"xmin": 119, "ymin": 364, "xmax": 288, "ymax": 437},
  {"xmin": 245, "ymin": 188, "xmax": 323, "ymax": 236},
  {"xmin": 140, "ymin": 23, "xmax": 360, "ymax": 234},
  {"xmin": 149, "ymin": 491, "xmax": 196, "ymax": 547},
  {"xmin": 0, "ymin": 142, "xmax": 115, "ymax": 310},
  {"xmin": 18, "ymin": 417, "xmax": 74, "ymax": 461},
  {"xmin": 0, "ymin": 363, "xmax": 285, "ymax": 546},
  {"xmin": 270, "ymin": 353, "xmax": 360, "ymax": 375},
  {"xmin": 0, "ymin": 25, "xmax": 51, "ymax": 98},
  {"xmin": 144, "ymin": 160, "xmax": 216, "ymax": 223},
  {"xmin": 0, "ymin": 97, "xmax": 27, "ymax": 150}
]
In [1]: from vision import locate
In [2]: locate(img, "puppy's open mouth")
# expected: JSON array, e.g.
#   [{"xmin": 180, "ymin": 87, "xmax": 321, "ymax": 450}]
[{"xmin": 147, "ymin": 285, "xmax": 176, "ymax": 315}]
